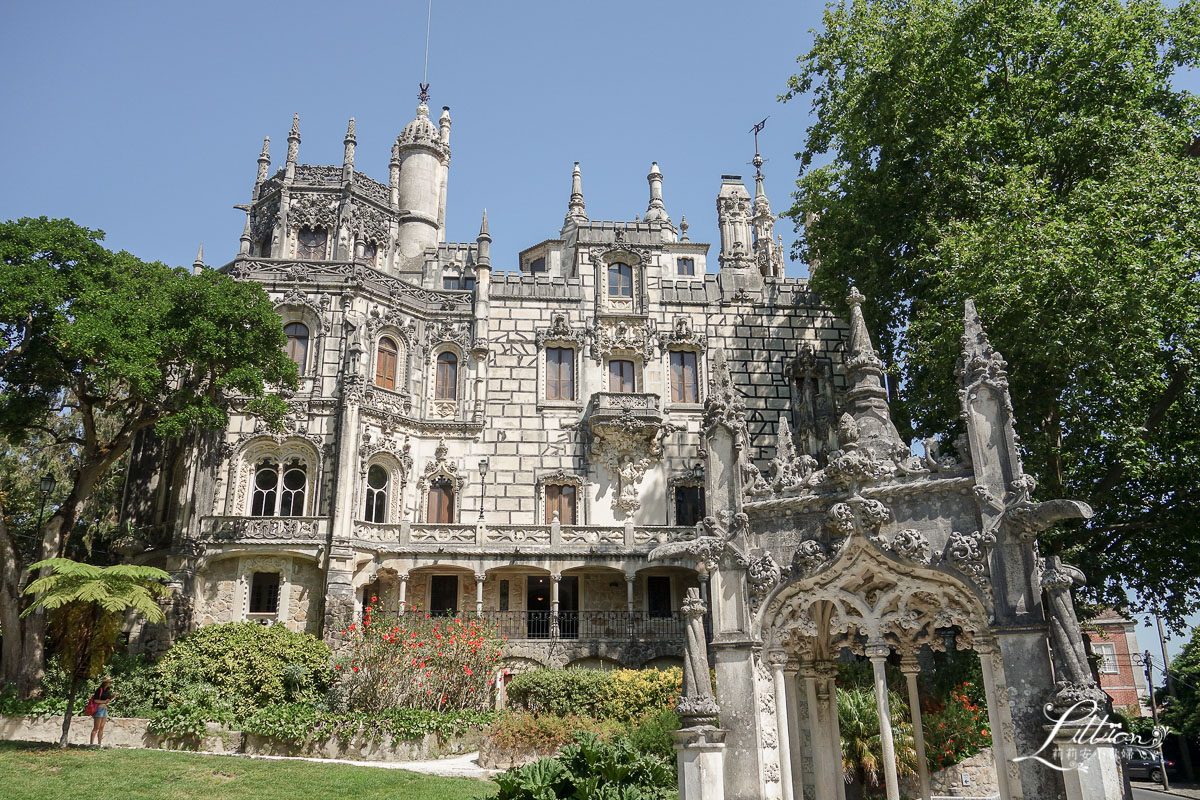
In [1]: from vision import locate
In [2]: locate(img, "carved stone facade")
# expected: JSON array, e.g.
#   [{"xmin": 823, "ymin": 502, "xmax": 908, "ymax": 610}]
[{"xmin": 120, "ymin": 100, "xmax": 1111, "ymax": 800}]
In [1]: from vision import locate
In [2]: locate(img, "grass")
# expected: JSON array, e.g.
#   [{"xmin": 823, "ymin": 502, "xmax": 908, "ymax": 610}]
[{"xmin": 0, "ymin": 741, "xmax": 494, "ymax": 800}]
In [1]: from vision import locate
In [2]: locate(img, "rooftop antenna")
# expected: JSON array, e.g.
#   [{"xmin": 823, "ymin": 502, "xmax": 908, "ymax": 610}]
[
  {"xmin": 750, "ymin": 117, "xmax": 768, "ymax": 178},
  {"xmin": 419, "ymin": 0, "xmax": 433, "ymax": 102}
]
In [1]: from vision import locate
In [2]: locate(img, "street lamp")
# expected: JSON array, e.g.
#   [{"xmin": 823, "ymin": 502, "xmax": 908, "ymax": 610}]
[
  {"xmin": 690, "ymin": 462, "xmax": 704, "ymax": 481},
  {"xmin": 478, "ymin": 458, "xmax": 489, "ymax": 521},
  {"xmin": 37, "ymin": 471, "xmax": 57, "ymax": 554}
]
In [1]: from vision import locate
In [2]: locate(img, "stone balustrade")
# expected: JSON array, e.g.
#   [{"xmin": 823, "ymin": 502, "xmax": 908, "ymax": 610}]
[{"xmin": 197, "ymin": 516, "xmax": 328, "ymax": 544}]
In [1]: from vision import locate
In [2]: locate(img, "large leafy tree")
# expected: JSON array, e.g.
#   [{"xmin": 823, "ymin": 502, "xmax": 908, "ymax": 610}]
[
  {"xmin": 0, "ymin": 217, "xmax": 297, "ymax": 694},
  {"xmin": 21, "ymin": 558, "xmax": 170, "ymax": 746},
  {"xmin": 783, "ymin": 0, "xmax": 1200, "ymax": 624}
]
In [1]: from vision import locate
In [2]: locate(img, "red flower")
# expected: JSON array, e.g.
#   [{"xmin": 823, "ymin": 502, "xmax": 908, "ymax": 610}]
[{"xmin": 352, "ymin": 666, "xmax": 359, "ymax": 673}]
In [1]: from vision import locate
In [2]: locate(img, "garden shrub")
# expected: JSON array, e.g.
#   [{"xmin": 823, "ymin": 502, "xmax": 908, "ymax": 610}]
[
  {"xmin": 922, "ymin": 682, "xmax": 991, "ymax": 769},
  {"xmin": 333, "ymin": 603, "xmax": 503, "ymax": 713},
  {"xmin": 623, "ymin": 708, "xmax": 680, "ymax": 763},
  {"xmin": 506, "ymin": 667, "xmax": 682, "ymax": 720},
  {"xmin": 492, "ymin": 732, "xmax": 675, "ymax": 800},
  {"xmin": 487, "ymin": 711, "xmax": 622, "ymax": 755},
  {"xmin": 155, "ymin": 621, "xmax": 332, "ymax": 720},
  {"xmin": 242, "ymin": 702, "xmax": 494, "ymax": 746}
]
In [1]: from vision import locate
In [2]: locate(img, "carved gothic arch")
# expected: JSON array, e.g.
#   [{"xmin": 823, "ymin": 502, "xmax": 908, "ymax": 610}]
[
  {"xmin": 357, "ymin": 430, "xmax": 413, "ymax": 524},
  {"xmin": 226, "ymin": 437, "xmax": 322, "ymax": 517},
  {"xmin": 535, "ymin": 469, "xmax": 589, "ymax": 525},
  {"xmin": 590, "ymin": 243, "xmax": 652, "ymax": 316},
  {"xmin": 415, "ymin": 438, "xmax": 468, "ymax": 524}
]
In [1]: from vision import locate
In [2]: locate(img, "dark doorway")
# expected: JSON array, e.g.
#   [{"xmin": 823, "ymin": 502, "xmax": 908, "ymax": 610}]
[
  {"xmin": 527, "ymin": 575, "xmax": 551, "ymax": 639},
  {"xmin": 647, "ymin": 575, "xmax": 672, "ymax": 618},
  {"xmin": 429, "ymin": 575, "xmax": 458, "ymax": 615},
  {"xmin": 559, "ymin": 575, "xmax": 579, "ymax": 640}
]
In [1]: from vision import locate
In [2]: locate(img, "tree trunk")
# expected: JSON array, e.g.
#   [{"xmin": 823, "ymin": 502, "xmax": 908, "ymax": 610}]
[
  {"xmin": 0, "ymin": 517, "xmax": 25, "ymax": 685},
  {"xmin": 60, "ymin": 677, "xmax": 78, "ymax": 748}
]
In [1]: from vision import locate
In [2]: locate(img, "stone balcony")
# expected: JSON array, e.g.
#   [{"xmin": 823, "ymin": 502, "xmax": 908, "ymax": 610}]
[
  {"xmin": 350, "ymin": 521, "xmax": 698, "ymax": 551},
  {"xmin": 584, "ymin": 392, "xmax": 677, "ymax": 513},
  {"xmin": 197, "ymin": 516, "xmax": 329, "ymax": 545}
]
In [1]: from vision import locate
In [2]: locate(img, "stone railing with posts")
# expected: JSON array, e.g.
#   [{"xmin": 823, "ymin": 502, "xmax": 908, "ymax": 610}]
[{"xmin": 197, "ymin": 516, "xmax": 328, "ymax": 544}]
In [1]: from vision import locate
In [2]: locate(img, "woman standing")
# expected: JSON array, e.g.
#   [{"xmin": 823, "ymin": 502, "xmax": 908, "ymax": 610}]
[{"xmin": 88, "ymin": 677, "xmax": 115, "ymax": 747}]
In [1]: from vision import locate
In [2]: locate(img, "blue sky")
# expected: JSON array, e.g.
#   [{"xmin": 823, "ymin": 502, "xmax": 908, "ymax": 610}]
[{"xmin": 1, "ymin": 0, "xmax": 1195, "ymax": 665}]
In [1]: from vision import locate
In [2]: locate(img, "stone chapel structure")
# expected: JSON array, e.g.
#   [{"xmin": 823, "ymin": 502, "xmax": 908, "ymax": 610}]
[{"xmin": 121, "ymin": 93, "xmax": 1121, "ymax": 799}]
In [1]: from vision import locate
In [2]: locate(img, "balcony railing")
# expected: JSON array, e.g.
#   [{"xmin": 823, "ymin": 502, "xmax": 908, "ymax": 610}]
[
  {"xmin": 198, "ymin": 516, "xmax": 328, "ymax": 544},
  {"xmin": 478, "ymin": 610, "xmax": 685, "ymax": 641},
  {"xmin": 350, "ymin": 522, "xmax": 698, "ymax": 549}
]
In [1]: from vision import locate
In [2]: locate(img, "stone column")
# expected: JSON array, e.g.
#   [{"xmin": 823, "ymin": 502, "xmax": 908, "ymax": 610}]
[
  {"xmin": 769, "ymin": 651, "xmax": 795, "ymax": 800},
  {"xmin": 804, "ymin": 664, "xmax": 835, "ymax": 800},
  {"xmin": 550, "ymin": 574, "xmax": 561, "ymax": 639},
  {"xmin": 398, "ymin": 574, "xmax": 408, "ymax": 614},
  {"xmin": 784, "ymin": 664, "xmax": 806, "ymax": 800},
  {"xmin": 625, "ymin": 573, "xmax": 636, "ymax": 613},
  {"xmin": 977, "ymin": 643, "xmax": 1015, "ymax": 800},
  {"xmin": 866, "ymin": 644, "xmax": 900, "ymax": 800},
  {"xmin": 900, "ymin": 656, "xmax": 931, "ymax": 800},
  {"xmin": 475, "ymin": 573, "xmax": 486, "ymax": 615}
]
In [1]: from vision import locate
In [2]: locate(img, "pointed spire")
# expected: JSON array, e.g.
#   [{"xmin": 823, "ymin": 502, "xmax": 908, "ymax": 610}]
[
  {"xmin": 345, "ymin": 117, "xmax": 356, "ymax": 141},
  {"xmin": 192, "ymin": 244, "xmax": 205, "ymax": 273},
  {"xmin": 438, "ymin": 106, "xmax": 452, "ymax": 147},
  {"xmin": 564, "ymin": 162, "xmax": 588, "ymax": 225},
  {"xmin": 342, "ymin": 117, "xmax": 357, "ymax": 179},
  {"xmin": 958, "ymin": 299, "xmax": 1009, "ymax": 391},
  {"xmin": 239, "ymin": 214, "xmax": 252, "ymax": 255},
  {"xmin": 256, "ymin": 137, "xmax": 271, "ymax": 184},
  {"xmin": 842, "ymin": 286, "xmax": 904, "ymax": 460},
  {"xmin": 644, "ymin": 162, "xmax": 671, "ymax": 224},
  {"xmin": 479, "ymin": 208, "xmax": 490, "ymax": 238},
  {"xmin": 476, "ymin": 209, "xmax": 491, "ymax": 267},
  {"xmin": 285, "ymin": 114, "xmax": 301, "ymax": 181}
]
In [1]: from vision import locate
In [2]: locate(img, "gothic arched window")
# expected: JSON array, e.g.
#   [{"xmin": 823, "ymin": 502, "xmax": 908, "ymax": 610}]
[
  {"xmin": 376, "ymin": 337, "xmax": 399, "ymax": 390},
  {"xmin": 364, "ymin": 464, "xmax": 388, "ymax": 523},
  {"xmin": 297, "ymin": 227, "xmax": 327, "ymax": 260},
  {"xmin": 278, "ymin": 458, "xmax": 307, "ymax": 516},
  {"xmin": 608, "ymin": 262, "xmax": 633, "ymax": 297},
  {"xmin": 284, "ymin": 322, "xmax": 309, "ymax": 376},
  {"xmin": 251, "ymin": 458, "xmax": 279, "ymax": 516},
  {"xmin": 435, "ymin": 352, "xmax": 458, "ymax": 400}
]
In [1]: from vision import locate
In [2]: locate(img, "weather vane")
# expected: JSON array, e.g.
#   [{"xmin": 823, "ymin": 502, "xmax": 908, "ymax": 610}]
[
  {"xmin": 750, "ymin": 118, "xmax": 768, "ymax": 177},
  {"xmin": 418, "ymin": 83, "xmax": 430, "ymax": 103}
]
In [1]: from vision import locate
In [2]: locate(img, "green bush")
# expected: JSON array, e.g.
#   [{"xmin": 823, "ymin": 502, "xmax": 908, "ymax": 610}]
[
  {"xmin": 506, "ymin": 667, "xmax": 681, "ymax": 721},
  {"xmin": 492, "ymin": 732, "xmax": 675, "ymax": 800},
  {"xmin": 154, "ymin": 622, "xmax": 332, "ymax": 721},
  {"xmin": 488, "ymin": 711, "xmax": 623, "ymax": 755},
  {"xmin": 243, "ymin": 702, "xmax": 493, "ymax": 746},
  {"xmin": 624, "ymin": 708, "xmax": 680, "ymax": 763}
]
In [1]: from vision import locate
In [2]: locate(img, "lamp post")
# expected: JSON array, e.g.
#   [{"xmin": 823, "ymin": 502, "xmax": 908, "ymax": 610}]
[
  {"xmin": 37, "ymin": 471, "xmax": 57, "ymax": 555},
  {"xmin": 478, "ymin": 458, "xmax": 489, "ymax": 521}
]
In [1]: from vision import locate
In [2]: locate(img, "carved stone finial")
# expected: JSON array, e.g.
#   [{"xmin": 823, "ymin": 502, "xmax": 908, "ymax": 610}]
[
  {"xmin": 289, "ymin": 113, "xmax": 300, "ymax": 139},
  {"xmin": 193, "ymin": 244, "xmax": 204, "ymax": 271},
  {"xmin": 679, "ymin": 215, "xmax": 689, "ymax": 241},
  {"xmin": 345, "ymin": 117, "xmax": 356, "ymax": 142},
  {"xmin": 259, "ymin": 137, "xmax": 270, "ymax": 160},
  {"xmin": 676, "ymin": 587, "xmax": 719, "ymax": 726}
]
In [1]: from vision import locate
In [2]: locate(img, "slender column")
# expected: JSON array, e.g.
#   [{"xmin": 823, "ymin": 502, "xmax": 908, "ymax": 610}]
[
  {"xmin": 625, "ymin": 573, "xmax": 636, "ymax": 613},
  {"xmin": 804, "ymin": 664, "xmax": 835, "ymax": 800},
  {"xmin": 901, "ymin": 656, "xmax": 931, "ymax": 800},
  {"xmin": 550, "ymin": 574, "xmax": 561, "ymax": 638},
  {"xmin": 699, "ymin": 572, "xmax": 709, "ymax": 604},
  {"xmin": 398, "ymin": 574, "xmax": 409, "ymax": 614},
  {"xmin": 867, "ymin": 644, "xmax": 900, "ymax": 800},
  {"xmin": 977, "ymin": 643, "xmax": 1015, "ymax": 800},
  {"xmin": 769, "ymin": 651, "xmax": 795, "ymax": 800},
  {"xmin": 475, "ymin": 573, "xmax": 486, "ymax": 615},
  {"xmin": 784, "ymin": 664, "xmax": 806, "ymax": 800},
  {"xmin": 820, "ymin": 663, "xmax": 848, "ymax": 800}
]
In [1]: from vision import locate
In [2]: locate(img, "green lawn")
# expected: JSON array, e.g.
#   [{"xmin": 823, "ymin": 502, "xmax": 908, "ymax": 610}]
[{"xmin": 0, "ymin": 741, "xmax": 495, "ymax": 800}]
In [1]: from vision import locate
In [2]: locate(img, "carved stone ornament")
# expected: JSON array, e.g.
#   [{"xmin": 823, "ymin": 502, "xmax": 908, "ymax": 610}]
[
  {"xmin": 791, "ymin": 539, "xmax": 829, "ymax": 575},
  {"xmin": 289, "ymin": 191, "xmax": 340, "ymax": 232},
  {"xmin": 425, "ymin": 320, "xmax": 472, "ymax": 349},
  {"xmin": 888, "ymin": 528, "xmax": 931, "ymax": 564},
  {"xmin": 675, "ymin": 587, "xmax": 720, "ymax": 726},
  {"xmin": 200, "ymin": 517, "xmax": 323, "ymax": 543},
  {"xmin": 701, "ymin": 349, "xmax": 749, "ymax": 444},
  {"xmin": 275, "ymin": 286, "xmax": 332, "ymax": 334},
  {"xmin": 251, "ymin": 196, "xmax": 280, "ymax": 241},
  {"xmin": 416, "ymin": 436, "xmax": 467, "ymax": 520},
  {"xmin": 747, "ymin": 551, "xmax": 786, "ymax": 606},
  {"xmin": 657, "ymin": 316, "xmax": 707, "ymax": 352},
  {"xmin": 649, "ymin": 515, "xmax": 748, "ymax": 574},
  {"xmin": 755, "ymin": 416, "xmax": 819, "ymax": 496},
  {"xmin": 351, "ymin": 203, "xmax": 390, "ymax": 245},
  {"xmin": 943, "ymin": 529, "xmax": 997, "ymax": 588},
  {"xmin": 824, "ymin": 497, "xmax": 892, "ymax": 544},
  {"xmin": 535, "ymin": 312, "xmax": 586, "ymax": 348},
  {"xmin": 588, "ymin": 396, "xmax": 676, "ymax": 513},
  {"xmin": 587, "ymin": 318, "xmax": 654, "ymax": 364}
]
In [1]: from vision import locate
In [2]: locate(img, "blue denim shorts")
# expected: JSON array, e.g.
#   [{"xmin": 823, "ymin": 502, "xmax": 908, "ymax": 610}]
[{"xmin": 93, "ymin": 708, "xmax": 107, "ymax": 719}]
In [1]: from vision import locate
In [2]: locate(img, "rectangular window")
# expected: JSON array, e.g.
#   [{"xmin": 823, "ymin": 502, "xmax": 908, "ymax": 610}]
[
  {"xmin": 427, "ymin": 480, "xmax": 454, "ymax": 523},
  {"xmin": 443, "ymin": 276, "xmax": 460, "ymax": 290},
  {"xmin": 546, "ymin": 347, "xmax": 575, "ymax": 401},
  {"xmin": 249, "ymin": 572, "xmax": 280, "ymax": 614},
  {"xmin": 429, "ymin": 575, "xmax": 458, "ymax": 615},
  {"xmin": 462, "ymin": 275, "xmax": 476, "ymax": 291},
  {"xmin": 1093, "ymin": 641, "xmax": 1119, "ymax": 674},
  {"xmin": 675, "ymin": 485, "xmax": 705, "ymax": 527},
  {"xmin": 499, "ymin": 579, "xmax": 510, "ymax": 612},
  {"xmin": 608, "ymin": 263, "xmax": 633, "ymax": 296},
  {"xmin": 375, "ymin": 346, "xmax": 397, "ymax": 391},
  {"xmin": 545, "ymin": 483, "xmax": 577, "ymax": 524},
  {"xmin": 677, "ymin": 257, "xmax": 695, "ymax": 276},
  {"xmin": 608, "ymin": 359, "xmax": 635, "ymax": 393},
  {"xmin": 670, "ymin": 350, "xmax": 699, "ymax": 403},
  {"xmin": 528, "ymin": 257, "xmax": 546, "ymax": 273},
  {"xmin": 647, "ymin": 576, "xmax": 672, "ymax": 619}
]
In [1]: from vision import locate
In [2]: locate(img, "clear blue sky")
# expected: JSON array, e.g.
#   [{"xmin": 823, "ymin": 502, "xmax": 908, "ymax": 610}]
[{"xmin": 1, "ymin": 1, "xmax": 1195, "ymax": 663}]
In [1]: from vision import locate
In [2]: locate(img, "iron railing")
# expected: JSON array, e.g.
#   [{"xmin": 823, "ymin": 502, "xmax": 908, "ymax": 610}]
[{"xmin": 477, "ymin": 610, "xmax": 685, "ymax": 641}]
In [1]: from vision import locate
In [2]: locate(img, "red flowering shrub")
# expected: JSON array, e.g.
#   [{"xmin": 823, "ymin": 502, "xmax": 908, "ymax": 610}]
[
  {"xmin": 921, "ymin": 682, "xmax": 992, "ymax": 769},
  {"xmin": 334, "ymin": 600, "xmax": 504, "ymax": 713}
]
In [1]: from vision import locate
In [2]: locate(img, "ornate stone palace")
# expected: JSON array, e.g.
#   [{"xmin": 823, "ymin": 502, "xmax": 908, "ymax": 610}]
[{"xmin": 123, "ymin": 95, "xmax": 1120, "ymax": 799}]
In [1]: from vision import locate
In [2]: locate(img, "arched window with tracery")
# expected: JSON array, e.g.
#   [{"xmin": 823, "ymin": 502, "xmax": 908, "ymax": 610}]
[
  {"xmin": 297, "ymin": 227, "xmax": 327, "ymax": 260},
  {"xmin": 376, "ymin": 337, "xmax": 399, "ymax": 390},
  {"xmin": 364, "ymin": 464, "xmax": 388, "ymax": 523},
  {"xmin": 435, "ymin": 352, "xmax": 458, "ymax": 400},
  {"xmin": 284, "ymin": 322, "xmax": 309, "ymax": 376},
  {"xmin": 251, "ymin": 458, "xmax": 279, "ymax": 516},
  {"xmin": 279, "ymin": 458, "xmax": 307, "ymax": 516}
]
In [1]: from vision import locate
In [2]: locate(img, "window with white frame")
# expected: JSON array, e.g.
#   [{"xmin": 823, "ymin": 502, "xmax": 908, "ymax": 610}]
[
  {"xmin": 249, "ymin": 572, "xmax": 280, "ymax": 614},
  {"xmin": 669, "ymin": 350, "xmax": 700, "ymax": 403},
  {"xmin": 364, "ymin": 464, "xmax": 389, "ymax": 523},
  {"xmin": 1093, "ymin": 641, "xmax": 1119, "ymax": 674},
  {"xmin": 250, "ymin": 457, "xmax": 307, "ymax": 517},
  {"xmin": 284, "ymin": 322, "xmax": 309, "ymax": 376},
  {"xmin": 546, "ymin": 347, "xmax": 575, "ymax": 401}
]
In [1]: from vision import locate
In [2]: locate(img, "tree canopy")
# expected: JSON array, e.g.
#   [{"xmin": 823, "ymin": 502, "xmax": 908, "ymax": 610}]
[
  {"xmin": 783, "ymin": 0, "xmax": 1200, "ymax": 624},
  {"xmin": 0, "ymin": 216, "xmax": 297, "ymax": 693}
]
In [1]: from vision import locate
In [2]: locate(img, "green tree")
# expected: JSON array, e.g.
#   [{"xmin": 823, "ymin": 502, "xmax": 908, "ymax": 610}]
[
  {"xmin": 20, "ymin": 558, "xmax": 170, "ymax": 746},
  {"xmin": 837, "ymin": 686, "xmax": 918, "ymax": 797},
  {"xmin": 0, "ymin": 217, "xmax": 297, "ymax": 695},
  {"xmin": 783, "ymin": 0, "xmax": 1200, "ymax": 623},
  {"xmin": 1161, "ymin": 626, "xmax": 1200, "ymax": 746}
]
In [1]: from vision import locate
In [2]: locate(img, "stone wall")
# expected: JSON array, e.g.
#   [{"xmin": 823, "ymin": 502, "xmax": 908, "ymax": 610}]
[{"xmin": 899, "ymin": 747, "xmax": 1000, "ymax": 798}]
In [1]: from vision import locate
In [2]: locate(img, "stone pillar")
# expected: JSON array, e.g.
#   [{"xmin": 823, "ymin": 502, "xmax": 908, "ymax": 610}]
[
  {"xmin": 475, "ymin": 573, "xmax": 486, "ymax": 615},
  {"xmin": 867, "ymin": 644, "xmax": 900, "ymax": 800},
  {"xmin": 550, "ymin": 574, "xmax": 561, "ymax": 639},
  {"xmin": 398, "ymin": 574, "xmax": 408, "ymax": 614},
  {"xmin": 784, "ymin": 666, "xmax": 806, "ymax": 800},
  {"xmin": 977, "ymin": 643, "xmax": 1016, "ymax": 800},
  {"xmin": 804, "ymin": 665, "xmax": 835, "ymax": 800},
  {"xmin": 626, "ymin": 573, "xmax": 636, "ymax": 613},
  {"xmin": 674, "ymin": 727, "xmax": 728, "ymax": 800},
  {"xmin": 769, "ymin": 652, "xmax": 795, "ymax": 800},
  {"xmin": 900, "ymin": 656, "xmax": 931, "ymax": 800},
  {"xmin": 1049, "ymin": 719, "xmax": 1125, "ymax": 800},
  {"xmin": 818, "ymin": 662, "xmax": 848, "ymax": 800}
]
